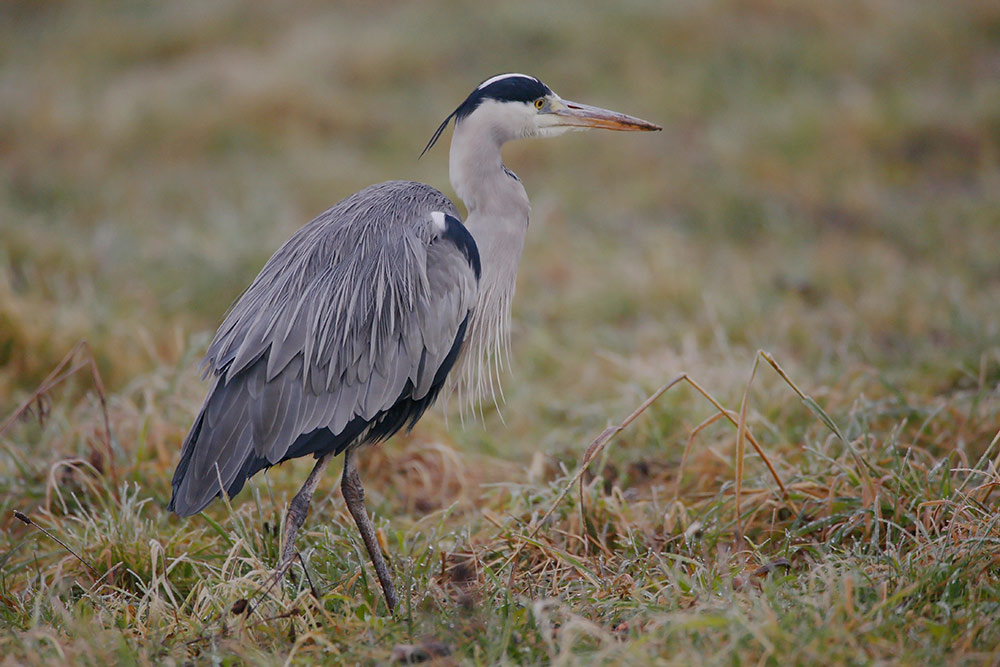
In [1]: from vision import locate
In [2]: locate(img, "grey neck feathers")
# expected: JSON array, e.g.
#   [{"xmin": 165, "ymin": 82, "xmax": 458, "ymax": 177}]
[{"xmin": 449, "ymin": 116, "xmax": 530, "ymax": 410}]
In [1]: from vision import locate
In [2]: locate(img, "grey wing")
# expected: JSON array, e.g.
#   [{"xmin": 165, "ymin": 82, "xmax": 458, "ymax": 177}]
[{"xmin": 169, "ymin": 181, "xmax": 479, "ymax": 516}]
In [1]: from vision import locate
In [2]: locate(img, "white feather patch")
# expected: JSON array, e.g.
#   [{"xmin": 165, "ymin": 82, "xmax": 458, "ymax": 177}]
[
  {"xmin": 477, "ymin": 73, "xmax": 537, "ymax": 90},
  {"xmin": 430, "ymin": 210, "xmax": 447, "ymax": 232}
]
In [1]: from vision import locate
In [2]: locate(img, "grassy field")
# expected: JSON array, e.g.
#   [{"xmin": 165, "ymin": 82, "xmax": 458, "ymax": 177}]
[{"xmin": 2, "ymin": 0, "xmax": 1000, "ymax": 663}]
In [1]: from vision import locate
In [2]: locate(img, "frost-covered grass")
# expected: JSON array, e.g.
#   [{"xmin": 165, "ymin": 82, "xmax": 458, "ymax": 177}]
[{"xmin": 2, "ymin": 1, "xmax": 999, "ymax": 663}]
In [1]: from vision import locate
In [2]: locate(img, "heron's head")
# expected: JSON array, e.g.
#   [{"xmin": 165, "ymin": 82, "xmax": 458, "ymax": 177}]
[{"xmin": 421, "ymin": 73, "xmax": 660, "ymax": 156}]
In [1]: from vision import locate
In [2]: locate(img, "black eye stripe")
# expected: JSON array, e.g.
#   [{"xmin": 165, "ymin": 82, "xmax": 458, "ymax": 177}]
[
  {"xmin": 420, "ymin": 74, "xmax": 551, "ymax": 158},
  {"xmin": 455, "ymin": 75, "xmax": 551, "ymax": 121}
]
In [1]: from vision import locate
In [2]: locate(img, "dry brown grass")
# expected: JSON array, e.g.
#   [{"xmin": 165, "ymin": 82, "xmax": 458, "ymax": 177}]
[{"xmin": 2, "ymin": 0, "xmax": 999, "ymax": 663}]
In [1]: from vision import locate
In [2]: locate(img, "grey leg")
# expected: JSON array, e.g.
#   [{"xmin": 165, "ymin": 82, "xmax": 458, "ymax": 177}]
[
  {"xmin": 281, "ymin": 453, "xmax": 332, "ymax": 563},
  {"xmin": 251, "ymin": 453, "xmax": 331, "ymax": 614},
  {"xmin": 341, "ymin": 448, "xmax": 399, "ymax": 613}
]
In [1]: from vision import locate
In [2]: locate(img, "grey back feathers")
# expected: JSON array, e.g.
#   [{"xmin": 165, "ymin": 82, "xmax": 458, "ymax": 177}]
[{"xmin": 169, "ymin": 181, "xmax": 479, "ymax": 515}]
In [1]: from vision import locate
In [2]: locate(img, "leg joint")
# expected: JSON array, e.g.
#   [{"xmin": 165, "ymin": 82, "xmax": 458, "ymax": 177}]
[{"xmin": 341, "ymin": 470, "xmax": 365, "ymax": 503}]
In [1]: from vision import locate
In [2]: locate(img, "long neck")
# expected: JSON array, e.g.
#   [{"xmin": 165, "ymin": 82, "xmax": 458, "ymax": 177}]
[{"xmin": 449, "ymin": 118, "xmax": 531, "ymax": 408}]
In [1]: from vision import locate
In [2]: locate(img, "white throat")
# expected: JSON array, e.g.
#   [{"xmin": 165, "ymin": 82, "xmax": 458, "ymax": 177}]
[{"xmin": 448, "ymin": 108, "xmax": 532, "ymax": 411}]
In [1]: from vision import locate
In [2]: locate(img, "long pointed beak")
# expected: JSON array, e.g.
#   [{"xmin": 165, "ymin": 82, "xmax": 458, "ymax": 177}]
[{"xmin": 551, "ymin": 100, "xmax": 662, "ymax": 132}]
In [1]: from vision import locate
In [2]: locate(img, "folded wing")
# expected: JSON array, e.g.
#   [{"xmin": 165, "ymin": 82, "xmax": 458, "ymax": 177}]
[{"xmin": 169, "ymin": 181, "xmax": 479, "ymax": 516}]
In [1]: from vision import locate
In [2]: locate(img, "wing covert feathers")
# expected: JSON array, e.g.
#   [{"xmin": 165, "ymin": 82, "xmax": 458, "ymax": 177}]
[{"xmin": 169, "ymin": 181, "xmax": 478, "ymax": 515}]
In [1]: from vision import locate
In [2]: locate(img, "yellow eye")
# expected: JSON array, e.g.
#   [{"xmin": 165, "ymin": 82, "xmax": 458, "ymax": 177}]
[{"xmin": 534, "ymin": 98, "xmax": 545, "ymax": 110}]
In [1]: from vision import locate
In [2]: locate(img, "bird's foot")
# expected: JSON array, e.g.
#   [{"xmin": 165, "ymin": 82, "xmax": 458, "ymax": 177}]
[{"xmin": 248, "ymin": 550, "xmax": 320, "ymax": 616}]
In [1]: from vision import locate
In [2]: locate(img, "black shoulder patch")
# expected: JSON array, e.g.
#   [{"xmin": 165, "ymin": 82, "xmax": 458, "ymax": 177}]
[{"xmin": 442, "ymin": 214, "xmax": 481, "ymax": 280}]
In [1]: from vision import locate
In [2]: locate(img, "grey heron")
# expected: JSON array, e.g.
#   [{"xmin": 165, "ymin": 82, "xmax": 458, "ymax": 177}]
[{"xmin": 169, "ymin": 73, "xmax": 660, "ymax": 613}]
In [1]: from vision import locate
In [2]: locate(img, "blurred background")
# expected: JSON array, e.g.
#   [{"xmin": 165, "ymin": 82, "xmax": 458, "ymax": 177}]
[
  {"xmin": 1, "ymin": 0, "xmax": 998, "ymax": 469},
  {"xmin": 2, "ymin": 3, "xmax": 1000, "ymax": 661}
]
